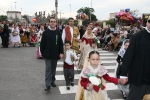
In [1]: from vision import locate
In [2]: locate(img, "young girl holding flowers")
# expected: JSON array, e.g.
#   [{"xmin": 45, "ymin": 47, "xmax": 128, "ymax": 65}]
[{"xmin": 80, "ymin": 50, "xmax": 127, "ymax": 100}]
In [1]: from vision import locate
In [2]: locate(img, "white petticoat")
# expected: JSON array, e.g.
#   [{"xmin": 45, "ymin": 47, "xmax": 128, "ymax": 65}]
[{"xmin": 10, "ymin": 34, "xmax": 21, "ymax": 43}]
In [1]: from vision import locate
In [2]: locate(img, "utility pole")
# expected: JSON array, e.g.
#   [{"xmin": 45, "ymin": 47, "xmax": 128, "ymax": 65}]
[
  {"xmin": 14, "ymin": 2, "xmax": 17, "ymax": 10},
  {"xmin": 90, "ymin": 0, "xmax": 92, "ymax": 21},
  {"xmin": 59, "ymin": 10, "xmax": 64, "ymax": 21},
  {"xmin": 14, "ymin": 2, "xmax": 17, "ymax": 23},
  {"xmin": 21, "ymin": 8, "xmax": 22, "ymax": 21},
  {"xmin": 55, "ymin": 0, "xmax": 58, "ymax": 22},
  {"xmin": 69, "ymin": 4, "xmax": 71, "ymax": 17}
]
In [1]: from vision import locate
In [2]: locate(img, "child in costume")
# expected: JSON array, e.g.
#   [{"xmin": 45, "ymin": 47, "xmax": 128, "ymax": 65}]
[
  {"xmin": 63, "ymin": 41, "xmax": 78, "ymax": 90},
  {"xmin": 80, "ymin": 50, "xmax": 126, "ymax": 100},
  {"xmin": 116, "ymin": 39, "xmax": 130, "ymax": 99}
]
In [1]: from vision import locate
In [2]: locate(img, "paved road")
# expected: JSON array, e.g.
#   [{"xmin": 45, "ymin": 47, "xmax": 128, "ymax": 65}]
[{"xmin": 0, "ymin": 45, "xmax": 124, "ymax": 100}]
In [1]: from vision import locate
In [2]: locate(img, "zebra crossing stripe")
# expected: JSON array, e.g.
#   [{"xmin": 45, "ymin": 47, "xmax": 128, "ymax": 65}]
[
  {"xmin": 56, "ymin": 65, "xmax": 116, "ymax": 71},
  {"xmin": 111, "ymin": 99, "xmax": 124, "ymax": 100},
  {"xmin": 100, "ymin": 53, "xmax": 115, "ymax": 56},
  {"xmin": 100, "ymin": 57, "xmax": 117, "ymax": 59},
  {"xmin": 57, "ymin": 60, "xmax": 116, "ymax": 65},
  {"xmin": 55, "ymin": 73, "xmax": 114, "ymax": 81},
  {"xmin": 97, "ymin": 50, "xmax": 109, "ymax": 53},
  {"xmin": 58, "ymin": 83, "xmax": 118, "ymax": 94}
]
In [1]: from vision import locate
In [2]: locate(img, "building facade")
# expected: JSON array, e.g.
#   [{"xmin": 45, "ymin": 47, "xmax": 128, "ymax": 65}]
[{"xmin": 7, "ymin": 11, "xmax": 21, "ymax": 22}]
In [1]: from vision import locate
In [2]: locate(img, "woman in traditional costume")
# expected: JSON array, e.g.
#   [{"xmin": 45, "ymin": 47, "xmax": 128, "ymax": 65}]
[
  {"xmin": 10, "ymin": 24, "xmax": 21, "ymax": 48},
  {"xmin": 20, "ymin": 25, "xmax": 28, "ymax": 47},
  {"xmin": 78, "ymin": 26, "xmax": 96, "ymax": 69},
  {"xmin": 36, "ymin": 25, "xmax": 44, "ymax": 58},
  {"xmin": 30, "ymin": 27, "xmax": 37, "ymax": 47}
]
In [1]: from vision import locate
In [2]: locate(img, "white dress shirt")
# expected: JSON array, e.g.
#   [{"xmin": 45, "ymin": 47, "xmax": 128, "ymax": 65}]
[{"xmin": 65, "ymin": 49, "xmax": 78, "ymax": 65}]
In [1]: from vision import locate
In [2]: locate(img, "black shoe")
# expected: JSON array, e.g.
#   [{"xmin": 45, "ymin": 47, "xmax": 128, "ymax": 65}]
[
  {"xmin": 121, "ymin": 91, "xmax": 127, "ymax": 99},
  {"xmin": 67, "ymin": 87, "xmax": 70, "ymax": 90},
  {"xmin": 44, "ymin": 86, "xmax": 51, "ymax": 91},
  {"xmin": 71, "ymin": 83, "xmax": 74, "ymax": 87},
  {"xmin": 122, "ymin": 94, "xmax": 127, "ymax": 99},
  {"xmin": 51, "ymin": 83, "xmax": 56, "ymax": 87}
]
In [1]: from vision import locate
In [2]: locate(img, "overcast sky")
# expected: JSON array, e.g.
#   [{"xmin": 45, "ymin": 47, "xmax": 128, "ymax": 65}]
[{"xmin": 0, "ymin": 0, "xmax": 150, "ymax": 20}]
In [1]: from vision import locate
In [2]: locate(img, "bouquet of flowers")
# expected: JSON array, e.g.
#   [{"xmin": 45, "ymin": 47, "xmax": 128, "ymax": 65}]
[
  {"xmin": 115, "ymin": 8, "xmax": 141, "ymax": 25},
  {"xmin": 87, "ymin": 73, "xmax": 102, "ymax": 88},
  {"xmin": 76, "ymin": 13, "xmax": 89, "ymax": 20},
  {"xmin": 12, "ymin": 31, "xmax": 19, "ymax": 36},
  {"xmin": 93, "ymin": 37, "xmax": 101, "ymax": 47},
  {"xmin": 35, "ymin": 41, "xmax": 40, "ymax": 47}
]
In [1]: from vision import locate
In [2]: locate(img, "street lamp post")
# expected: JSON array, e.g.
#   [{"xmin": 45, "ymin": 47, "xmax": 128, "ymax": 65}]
[
  {"xmin": 90, "ymin": 0, "xmax": 92, "ymax": 21},
  {"xmin": 21, "ymin": 8, "xmax": 22, "ymax": 21},
  {"xmin": 59, "ymin": 10, "xmax": 64, "ymax": 21},
  {"xmin": 69, "ymin": 4, "xmax": 71, "ymax": 17},
  {"xmin": 14, "ymin": 2, "xmax": 17, "ymax": 23},
  {"xmin": 55, "ymin": 0, "xmax": 58, "ymax": 22},
  {"xmin": 14, "ymin": 2, "xmax": 17, "ymax": 10}
]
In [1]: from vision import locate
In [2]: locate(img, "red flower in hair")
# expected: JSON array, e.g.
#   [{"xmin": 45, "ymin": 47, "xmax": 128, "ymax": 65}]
[{"xmin": 95, "ymin": 23, "xmax": 99, "ymax": 27}]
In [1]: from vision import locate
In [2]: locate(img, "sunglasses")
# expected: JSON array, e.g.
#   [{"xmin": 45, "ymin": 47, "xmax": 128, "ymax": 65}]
[
  {"xmin": 148, "ymin": 20, "xmax": 150, "ymax": 23},
  {"xmin": 50, "ymin": 21, "xmax": 56, "ymax": 23}
]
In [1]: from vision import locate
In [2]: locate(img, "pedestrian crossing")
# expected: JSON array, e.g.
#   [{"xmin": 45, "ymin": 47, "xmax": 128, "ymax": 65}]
[{"xmin": 55, "ymin": 49, "xmax": 124, "ymax": 100}]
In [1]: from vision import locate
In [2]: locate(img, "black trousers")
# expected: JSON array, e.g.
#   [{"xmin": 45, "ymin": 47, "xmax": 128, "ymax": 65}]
[
  {"xmin": 2, "ymin": 36, "xmax": 9, "ymax": 47},
  {"xmin": 64, "ymin": 68, "xmax": 74, "ymax": 86},
  {"xmin": 127, "ymin": 84, "xmax": 150, "ymax": 100}
]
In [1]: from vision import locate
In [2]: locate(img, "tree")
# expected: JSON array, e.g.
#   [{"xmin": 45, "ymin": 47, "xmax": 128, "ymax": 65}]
[
  {"xmin": 99, "ymin": 22, "xmax": 103, "ymax": 28},
  {"xmin": 11, "ymin": 18, "xmax": 20, "ymax": 23},
  {"xmin": 22, "ymin": 15, "xmax": 30, "ymax": 23},
  {"xmin": 77, "ymin": 7, "xmax": 97, "ymax": 21},
  {"xmin": 91, "ymin": 14, "xmax": 97, "ymax": 21},
  {"xmin": 106, "ymin": 19, "xmax": 115, "ymax": 28},
  {"xmin": 74, "ymin": 20, "xmax": 78, "ymax": 26},
  {"xmin": 77, "ymin": 7, "xmax": 94, "ymax": 15},
  {"xmin": 0, "ymin": 15, "xmax": 7, "ymax": 21},
  {"xmin": 63, "ymin": 20, "xmax": 68, "ymax": 25},
  {"xmin": 51, "ymin": 10, "xmax": 56, "ymax": 17},
  {"xmin": 82, "ymin": 20, "xmax": 88, "ymax": 26}
]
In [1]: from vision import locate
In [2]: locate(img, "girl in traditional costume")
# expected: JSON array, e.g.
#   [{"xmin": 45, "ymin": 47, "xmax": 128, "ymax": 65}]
[
  {"xmin": 78, "ymin": 26, "xmax": 97, "ymax": 69},
  {"xmin": 36, "ymin": 25, "xmax": 44, "ymax": 58},
  {"xmin": 79, "ymin": 51, "xmax": 122, "ymax": 100}
]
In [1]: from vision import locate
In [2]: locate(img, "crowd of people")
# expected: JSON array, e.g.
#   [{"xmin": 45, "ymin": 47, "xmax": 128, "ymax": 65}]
[{"xmin": 0, "ymin": 15, "xmax": 150, "ymax": 100}]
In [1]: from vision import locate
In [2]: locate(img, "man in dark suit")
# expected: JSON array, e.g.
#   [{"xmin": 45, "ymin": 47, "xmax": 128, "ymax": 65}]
[
  {"xmin": 1, "ymin": 21, "xmax": 9, "ymax": 48},
  {"xmin": 40, "ymin": 17, "xmax": 64, "ymax": 91},
  {"xmin": 121, "ymin": 15, "xmax": 150, "ymax": 100}
]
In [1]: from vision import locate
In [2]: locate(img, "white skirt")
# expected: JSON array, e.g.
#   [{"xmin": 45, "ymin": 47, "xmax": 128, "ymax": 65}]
[{"xmin": 10, "ymin": 34, "xmax": 21, "ymax": 43}]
